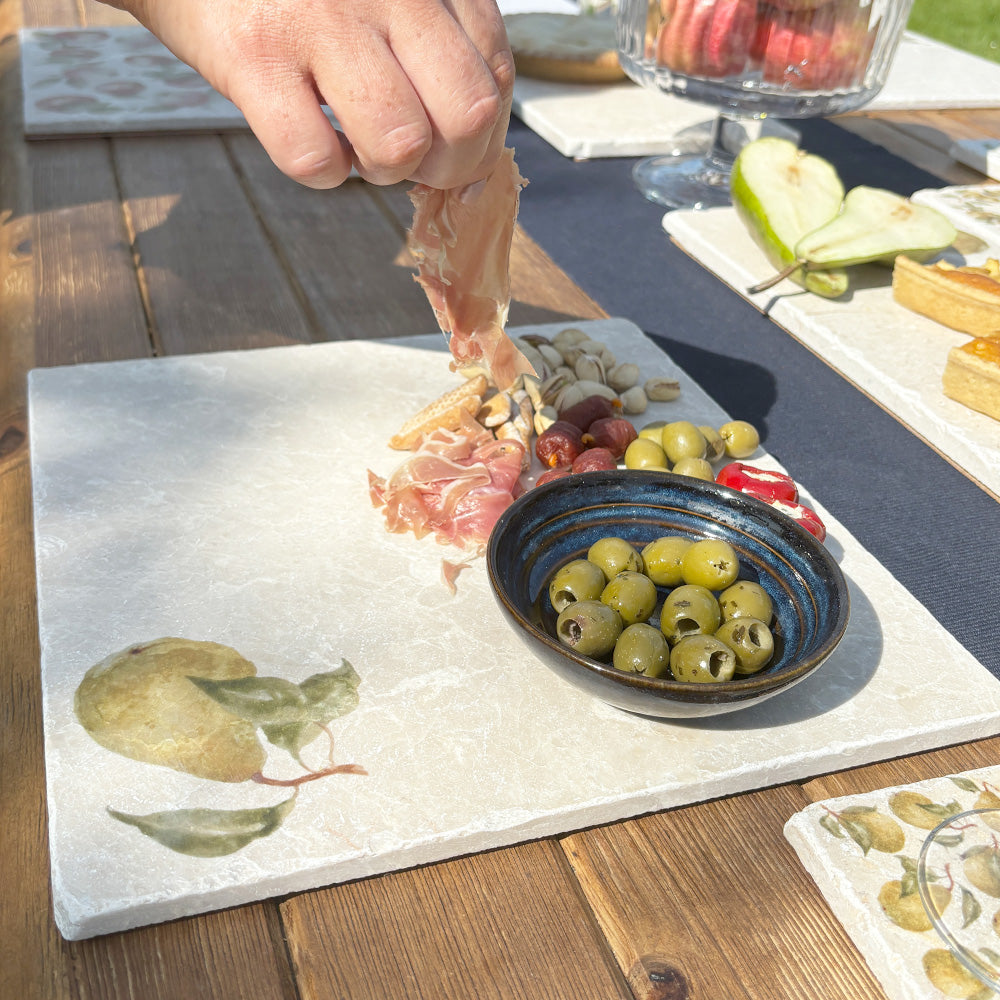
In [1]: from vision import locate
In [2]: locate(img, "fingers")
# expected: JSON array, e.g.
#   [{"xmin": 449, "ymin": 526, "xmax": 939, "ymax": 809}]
[
  {"xmin": 391, "ymin": 0, "xmax": 514, "ymax": 187},
  {"xmin": 134, "ymin": 0, "xmax": 513, "ymax": 191},
  {"xmin": 227, "ymin": 67, "xmax": 355, "ymax": 189},
  {"xmin": 311, "ymin": 0, "xmax": 513, "ymax": 189}
]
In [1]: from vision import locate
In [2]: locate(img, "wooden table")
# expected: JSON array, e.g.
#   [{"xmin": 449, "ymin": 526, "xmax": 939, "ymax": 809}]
[{"xmin": 4, "ymin": 1, "xmax": 1000, "ymax": 997}]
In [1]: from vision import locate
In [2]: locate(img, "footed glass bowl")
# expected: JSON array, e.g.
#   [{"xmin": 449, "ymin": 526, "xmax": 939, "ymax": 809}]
[{"xmin": 615, "ymin": 0, "xmax": 915, "ymax": 208}]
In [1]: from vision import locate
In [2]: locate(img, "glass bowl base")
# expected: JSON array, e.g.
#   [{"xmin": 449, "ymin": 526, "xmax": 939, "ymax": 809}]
[{"xmin": 632, "ymin": 152, "xmax": 733, "ymax": 211}]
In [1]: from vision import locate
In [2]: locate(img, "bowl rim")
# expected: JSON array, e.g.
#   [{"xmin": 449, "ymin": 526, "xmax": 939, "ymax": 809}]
[{"xmin": 486, "ymin": 469, "xmax": 850, "ymax": 699}]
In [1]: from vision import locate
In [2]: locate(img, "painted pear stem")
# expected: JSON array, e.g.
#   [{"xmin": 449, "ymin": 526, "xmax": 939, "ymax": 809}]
[
  {"xmin": 748, "ymin": 260, "xmax": 803, "ymax": 294},
  {"xmin": 252, "ymin": 762, "xmax": 368, "ymax": 786}
]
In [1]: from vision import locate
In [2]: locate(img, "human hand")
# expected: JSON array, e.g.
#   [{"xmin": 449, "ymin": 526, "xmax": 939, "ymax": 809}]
[{"xmin": 108, "ymin": 0, "xmax": 514, "ymax": 189}]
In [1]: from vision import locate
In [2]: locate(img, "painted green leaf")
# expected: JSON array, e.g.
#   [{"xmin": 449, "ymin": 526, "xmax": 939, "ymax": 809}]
[
  {"xmin": 931, "ymin": 832, "xmax": 965, "ymax": 848},
  {"xmin": 962, "ymin": 887, "xmax": 982, "ymax": 929},
  {"xmin": 187, "ymin": 674, "xmax": 310, "ymax": 726},
  {"xmin": 950, "ymin": 777, "xmax": 981, "ymax": 793},
  {"xmin": 190, "ymin": 660, "xmax": 361, "ymax": 760},
  {"xmin": 900, "ymin": 871, "xmax": 919, "ymax": 897},
  {"xmin": 819, "ymin": 813, "xmax": 845, "ymax": 839},
  {"xmin": 839, "ymin": 817, "xmax": 874, "ymax": 855},
  {"xmin": 261, "ymin": 661, "xmax": 361, "ymax": 760},
  {"xmin": 918, "ymin": 800, "xmax": 965, "ymax": 821},
  {"xmin": 108, "ymin": 796, "xmax": 295, "ymax": 857}
]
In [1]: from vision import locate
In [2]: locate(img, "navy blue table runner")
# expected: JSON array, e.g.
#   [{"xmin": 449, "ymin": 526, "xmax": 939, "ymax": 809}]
[{"xmin": 510, "ymin": 116, "xmax": 1000, "ymax": 680}]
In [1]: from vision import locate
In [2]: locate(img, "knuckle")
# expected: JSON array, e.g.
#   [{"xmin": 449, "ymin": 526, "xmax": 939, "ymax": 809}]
[
  {"xmin": 489, "ymin": 48, "xmax": 517, "ymax": 100},
  {"xmin": 359, "ymin": 123, "xmax": 432, "ymax": 181}
]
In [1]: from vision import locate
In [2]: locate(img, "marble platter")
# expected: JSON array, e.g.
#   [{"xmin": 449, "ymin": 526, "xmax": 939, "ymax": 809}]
[
  {"xmin": 29, "ymin": 318, "xmax": 1000, "ymax": 940},
  {"xmin": 662, "ymin": 198, "xmax": 1000, "ymax": 501}
]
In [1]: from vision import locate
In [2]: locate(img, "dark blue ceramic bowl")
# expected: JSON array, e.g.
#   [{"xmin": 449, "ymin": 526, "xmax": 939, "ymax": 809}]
[{"xmin": 486, "ymin": 470, "xmax": 849, "ymax": 719}]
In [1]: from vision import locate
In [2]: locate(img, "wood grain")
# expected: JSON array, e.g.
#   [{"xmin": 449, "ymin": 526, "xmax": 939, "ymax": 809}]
[
  {"xmin": 226, "ymin": 135, "xmax": 435, "ymax": 342},
  {"xmin": 113, "ymin": 135, "xmax": 315, "ymax": 354},
  {"xmin": 281, "ymin": 840, "xmax": 632, "ymax": 1000},
  {"xmin": 563, "ymin": 786, "xmax": 891, "ymax": 1000},
  {"xmin": 803, "ymin": 738, "xmax": 1000, "ymax": 802},
  {"xmin": 29, "ymin": 138, "xmax": 151, "ymax": 365}
]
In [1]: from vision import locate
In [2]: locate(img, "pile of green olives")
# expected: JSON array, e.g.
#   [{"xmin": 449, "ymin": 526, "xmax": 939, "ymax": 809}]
[
  {"xmin": 622, "ymin": 419, "xmax": 760, "ymax": 480},
  {"xmin": 547, "ymin": 534, "xmax": 777, "ymax": 684}
]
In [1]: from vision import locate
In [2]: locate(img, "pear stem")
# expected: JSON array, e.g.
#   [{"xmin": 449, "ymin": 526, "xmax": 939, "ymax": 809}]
[{"xmin": 748, "ymin": 260, "xmax": 803, "ymax": 294}]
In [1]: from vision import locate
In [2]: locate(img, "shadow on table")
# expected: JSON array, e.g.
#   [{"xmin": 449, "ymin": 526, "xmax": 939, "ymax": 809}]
[
  {"xmin": 643, "ymin": 331, "xmax": 779, "ymax": 445},
  {"xmin": 669, "ymin": 570, "xmax": 882, "ymax": 733}
]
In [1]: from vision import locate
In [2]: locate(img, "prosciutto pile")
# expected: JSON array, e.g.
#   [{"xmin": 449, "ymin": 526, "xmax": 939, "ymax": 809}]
[
  {"xmin": 370, "ymin": 151, "xmax": 534, "ymax": 568},
  {"xmin": 407, "ymin": 148, "xmax": 535, "ymax": 393},
  {"xmin": 368, "ymin": 410, "xmax": 525, "ymax": 552}
]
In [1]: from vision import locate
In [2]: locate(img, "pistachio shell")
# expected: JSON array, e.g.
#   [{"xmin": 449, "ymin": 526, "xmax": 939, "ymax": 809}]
[
  {"xmin": 645, "ymin": 377, "xmax": 682, "ymax": 402},
  {"xmin": 621, "ymin": 386, "xmax": 648, "ymax": 414},
  {"xmin": 574, "ymin": 354, "xmax": 606, "ymax": 384},
  {"xmin": 607, "ymin": 362, "xmax": 640, "ymax": 391}
]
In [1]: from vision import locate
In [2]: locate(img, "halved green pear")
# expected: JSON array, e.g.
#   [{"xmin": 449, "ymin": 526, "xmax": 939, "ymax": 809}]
[
  {"xmin": 731, "ymin": 136, "xmax": 849, "ymax": 298},
  {"xmin": 795, "ymin": 186, "xmax": 957, "ymax": 269}
]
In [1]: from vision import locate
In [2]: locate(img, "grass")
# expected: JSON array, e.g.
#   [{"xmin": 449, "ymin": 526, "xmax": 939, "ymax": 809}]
[{"xmin": 907, "ymin": 0, "xmax": 1000, "ymax": 63}]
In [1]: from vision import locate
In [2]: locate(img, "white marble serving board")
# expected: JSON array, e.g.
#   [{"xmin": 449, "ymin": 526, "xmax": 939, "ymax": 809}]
[
  {"xmin": 662, "ymin": 208, "xmax": 1000, "ymax": 499},
  {"xmin": 511, "ymin": 31, "xmax": 1000, "ymax": 159},
  {"xmin": 786, "ymin": 766, "xmax": 1000, "ymax": 1000},
  {"xmin": 30, "ymin": 318, "xmax": 1000, "ymax": 941}
]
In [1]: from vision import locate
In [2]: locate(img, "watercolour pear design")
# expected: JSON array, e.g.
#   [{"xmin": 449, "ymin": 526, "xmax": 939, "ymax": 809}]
[
  {"xmin": 74, "ymin": 637, "xmax": 267, "ymax": 782},
  {"xmin": 74, "ymin": 637, "xmax": 366, "ymax": 856}
]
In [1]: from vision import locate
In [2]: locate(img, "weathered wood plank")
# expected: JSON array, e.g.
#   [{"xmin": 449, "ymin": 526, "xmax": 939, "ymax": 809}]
[
  {"xmin": 803, "ymin": 737, "xmax": 1000, "ymax": 802},
  {"xmin": 281, "ymin": 840, "xmax": 632, "ymax": 1000},
  {"xmin": 563, "ymin": 785, "xmax": 889, "ymax": 1000},
  {"xmin": 30, "ymin": 138, "xmax": 150, "ymax": 365},
  {"xmin": 225, "ymin": 135, "xmax": 435, "ymax": 342},
  {"xmin": 112, "ymin": 135, "xmax": 315, "ymax": 354}
]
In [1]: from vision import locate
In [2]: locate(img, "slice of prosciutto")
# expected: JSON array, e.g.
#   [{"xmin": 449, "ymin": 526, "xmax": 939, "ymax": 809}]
[
  {"xmin": 368, "ymin": 410, "xmax": 525, "ymax": 553},
  {"xmin": 408, "ymin": 148, "xmax": 535, "ymax": 393}
]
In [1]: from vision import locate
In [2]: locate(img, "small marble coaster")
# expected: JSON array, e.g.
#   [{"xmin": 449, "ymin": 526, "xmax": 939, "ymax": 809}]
[
  {"xmin": 509, "ymin": 30, "xmax": 1000, "ymax": 160},
  {"xmin": 662, "ymin": 199, "xmax": 1000, "ymax": 499},
  {"xmin": 951, "ymin": 140, "xmax": 1000, "ymax": 183},
  {"xmin": 785, "ymin": 767, "xmax": 1000, "ymax": 1000}
]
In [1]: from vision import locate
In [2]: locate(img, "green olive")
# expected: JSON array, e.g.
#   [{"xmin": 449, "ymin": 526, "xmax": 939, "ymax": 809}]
[
  {"xmin": 548, "ymin": 559, "xmax": 607, "ymax": 613},
  {"xmin": 659, "ymin": 584, "xmax": 721, "ymax": 645},
  {"xmin": 699, "ymin": 425, "xmax": 726, "ymax": 462},
  {"xmin": 718, "ymin": 580, "xmax": 773, "ymax": 624},
  {"xmin": 670, "ymin": 456, "xmax": 714, "ymax": 481},
  {"xmin": 613, "ymin": 623, "xmax": 671, "ymax": 677},
  {"xmin": 715, "ymin": 618, "xmax": 774, "ymax": 675},
  {"xmin": 638, "ymin": 421, "xmax": 668, "ymax": 443},
  {"xmin": 556, "ymin": 600, "xmax": 623, "ymax": 658},
  {"xmin": 600, "ymin": 571, "xmax": 658, "ymax": 626},
  {"xmin": 680, "ymin": 538, "xmax": 740, "ymax": 591},
  {"xmin": 587, "ymin": 536, "xmax": 643, "ymax": 581},
  {"xmin": 669, "ymin": 635, "xmax": 737, "ymax": 683},
  {"xmin": 641, "ymin": 536, "xmax": 691, "ymax": 587},
  {"xmin": 624, "ymin": 437, "xmax": 669, "ymax": 470},
  {"xmin": 719, "ymin": 420, "xmax": 760, "ymax": 459},
  {"xmin": 660, "ymin": 420, "xmax": 707, "ymax": 464}
]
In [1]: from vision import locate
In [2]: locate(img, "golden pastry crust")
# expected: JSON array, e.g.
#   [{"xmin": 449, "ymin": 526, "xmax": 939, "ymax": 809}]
[
  {"xmin": 892, "ymin": 254, "xmax": 1000, "ymax": 338},
  {"xmin": 504, "ymin": 12, "xmax": 626, "ymax": 84},
  {"xmin": 942, "ymin": 337, "xmax": 1000, "ymax": 422}
]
